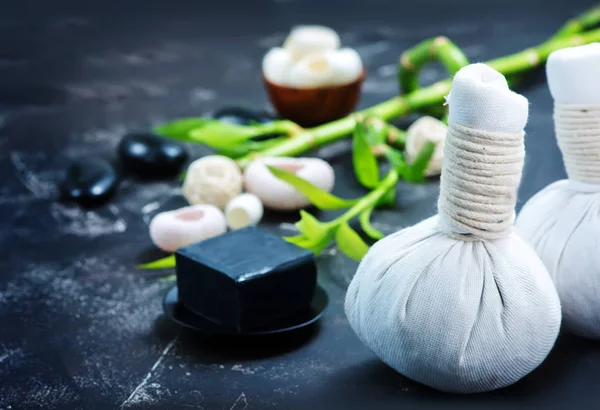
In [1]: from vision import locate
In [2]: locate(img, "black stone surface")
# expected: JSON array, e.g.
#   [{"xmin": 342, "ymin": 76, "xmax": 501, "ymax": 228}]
[
  {"xmin": 213, "ymin": 106, "xmax": 276, "ymax": 125},
  {"xmin": 175, "ymin": 227, "xmax": 317, "ymax": 331},
  {"xmin": 118, "ymin": 133, "xmax": 188, "ymax": 178},
  {"xmin": 60, "ymin": 158, "xmax": 119, "ymax": 206},
  {"xmin": 1, "ymin": 0, "xmax": 599, "ymax": 409}
]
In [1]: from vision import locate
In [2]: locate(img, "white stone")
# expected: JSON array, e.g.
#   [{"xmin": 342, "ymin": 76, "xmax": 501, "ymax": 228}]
[
  {"xmin": 404, "ymin": 116, "xmax": 447, "ymax": 176},
  {"xmin": 262, "ymin": 47, "xmax": 294, "ymax": 85},
  {"xmin": 149, "ymin": 204, "xmax": 227, "ymax": 252},
  {"xmin": 244, "ymin": 156, "xmax": 335, "ymax": 211},
  {"xmin": 283, "ymin": 25, "xmax": 340, "ymax": 61},
  {"xmin": 225, "ymin": 193, "xmax": 264, "ymax": 230}
]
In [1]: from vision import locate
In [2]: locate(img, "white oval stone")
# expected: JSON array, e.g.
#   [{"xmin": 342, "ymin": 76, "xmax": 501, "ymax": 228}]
[
  {"xmin": 405, "ymin": 116, "xmax": 448, "ymax": 176},
  {"xmin": 283, "ymin": 25, "xmax": 340, "ymax": 61},
  {"xmin": 149, "ymin": 204, "xmax": 227, "ymax": 252},
  {"xmin": 244, "ymin": 156, "xmax": 335, "ymax": 211},
  {"xmin": 287, "ymin": 51, "xmax": 338, "ymax": 88},
  {"xmin": 262, "ymin": 47, "xmax": 294, "ymax": 86},
  {"xmin": 329, "ymin": 48, "xmax": 363, "ymax": 85}
]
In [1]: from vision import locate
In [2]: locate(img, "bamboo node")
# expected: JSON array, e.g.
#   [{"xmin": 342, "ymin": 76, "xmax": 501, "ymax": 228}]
[
  {"xmin": 400, "ymin": 54, "xmax": 416, "ymax": 71},
  {"xmin": 371, "ymin": 144, "xmax": 387, "ymax": 157},
  {"xmin": 431, "ymin": 36, "xmax": 450, "ymax": 56},
  {"xmin": 525, "ymin": 48, "xmax": 540, "ymax": 66}
]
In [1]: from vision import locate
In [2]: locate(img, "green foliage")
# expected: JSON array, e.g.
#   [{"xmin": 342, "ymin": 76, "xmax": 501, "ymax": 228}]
[
  {"xmin": 138, "ymin": 255, "xmax": 176, "ymax": 270},
  {"xmin": 335, "ymin": 222, "xmax": 369, "ymax": 261},
  {"xmin": 359, "ymin": 208, "xmax": 385, "ymax": 240},
  {"xmin": 266, "ymin": 165, "xmax": 358, "ymax": 210},
  {"xmin": 404, "ymin": 141, "xmax": 436, "ymax": 183},
  {"xmin": 352, "ymin": 118, "xmax": 381, "ymax": 189},
  {"xmin": 154, "ymin": 117, "xmax": 297, "ymax": 158}
]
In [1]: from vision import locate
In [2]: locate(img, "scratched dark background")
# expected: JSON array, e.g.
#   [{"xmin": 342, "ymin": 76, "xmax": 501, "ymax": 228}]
[{"xmin": 0, "ymin": 0, "xmax": 599, "ymax": 409}]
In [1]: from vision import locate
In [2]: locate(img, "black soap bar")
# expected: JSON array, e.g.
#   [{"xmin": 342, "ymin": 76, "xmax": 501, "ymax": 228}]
[{"xmin": 175, "ymin": 226, "xmax": 317, "ymax": 332}]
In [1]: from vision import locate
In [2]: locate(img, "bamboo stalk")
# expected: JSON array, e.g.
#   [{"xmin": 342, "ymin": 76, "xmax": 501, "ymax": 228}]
[
  {"xmin": 398, "ymin": 36, "xmax": 470, "ymax": 95},
  {"xmin": 236, "ymin": 27, "xmax": 600, "ymax": 169}
]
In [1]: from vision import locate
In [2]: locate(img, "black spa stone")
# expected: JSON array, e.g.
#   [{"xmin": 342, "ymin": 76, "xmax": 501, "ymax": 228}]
[
  {"xmin": 61, "ymin": 158, "xmax": 119, "ymax": 206},
  {"xmin": 175, "ymin": 226, "xmax": 317, "ymax": 332},
  {"xmin": 117, "ymin": 132, "xmax": 188, "ymax": 178},
  {"xmin": 213, "ymin": 106, "xmax": 275, "ymax": 126}
]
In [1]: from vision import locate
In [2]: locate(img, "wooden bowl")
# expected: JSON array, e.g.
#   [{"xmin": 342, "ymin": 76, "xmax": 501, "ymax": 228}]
[{"xmin": 263, "ymin": 70, "xmax": 367, "ymax": 127}]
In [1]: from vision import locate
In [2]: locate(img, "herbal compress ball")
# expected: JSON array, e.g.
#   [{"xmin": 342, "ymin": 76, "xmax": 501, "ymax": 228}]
[
  {"xmin": 516, "ymin": 43, "xmax": 600, "ymax": 339},
  {"xmin": 345, "ymin": 63, "xmax": 561, "ymax": 394}
]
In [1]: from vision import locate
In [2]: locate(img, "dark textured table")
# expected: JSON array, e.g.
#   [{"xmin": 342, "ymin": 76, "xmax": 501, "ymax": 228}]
[{"xmin": 1, "ymin": 0, "xmax": 599, "ymax": 409}]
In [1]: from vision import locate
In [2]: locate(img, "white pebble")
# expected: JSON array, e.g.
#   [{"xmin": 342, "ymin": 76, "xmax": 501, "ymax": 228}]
[
  {"xmin": 244, "ymin": 156, "xmax": 335, "ymax": 211},
  {"xmin": 182, "ymin": 155, "xmax": 243, "ymax": 210},
  {"xmin": 283, "ymin": 25, "xmax": 340, "ymax": 61},
  {"xmin": 225, "ymin": 193, "xmax": 264, "ymax": 230},
  {"xmin": 262, "ymin": 47, "xmax": 294, "ymax": 85},
  {"xmin": 149, "ymin": 204, "xmax": 227, "ymax": 252},
  {"xmin": 329, "ymin": 48, "xmax": 363, "ymax": 85},
  {"xmin": 287, "ymin": 52, "xmax": 337, "ymax": 88},
  {"xmin": 404, "ymin": 116, "xmax": 448, "ymax": 176}
]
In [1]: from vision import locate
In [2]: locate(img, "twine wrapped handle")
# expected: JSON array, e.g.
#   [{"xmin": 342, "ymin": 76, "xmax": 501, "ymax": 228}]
[
  {"xmin": 438, "ymin": 123, "xmax": 525, "ymax": 241},
  {"xmin": 555, "ymin": 103, "xmax": 600, "ymax": 184}
]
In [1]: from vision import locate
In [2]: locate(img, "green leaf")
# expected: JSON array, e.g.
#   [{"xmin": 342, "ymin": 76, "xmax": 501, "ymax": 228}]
[
  {"xmin": 137, "ymin": 255, "xmax": 176, "ymax": 270},
  {"xmin": 154, "ymin": 118, "xmax": 216, "ymax": 140},
  {"xmin": 267, "ymin": 165, "xmax": 359, "ymax": 210},
  {"xmin": 296, "ymin": 210, "xmax": 328, "ymax": 239},
  {"xmin": 359, "ymin": 207, "xmax": 385, "ymax": 240},
  {"xmin": 377, "ymin": 184, "xmax": 397, "ymax": 208},
  {"xmin": 352, "ymin": 120, "xmax": 380, "ymax": 189},
  {"xmin": 404, "ymin": 140, "xmax": 436, "ymax": 183},
  {"xmin": 335, "ymin": 222, "xmax": 370, "ymax": 261},
  {"xmin": 382, "ymin": 147, "xmax": 408, "ymax": 175},
  {"xmin": 363, "ymin": 117, "xmax": 388, "ymax": 146},
  {"xmin": 284, "ymin": 231, "xmax": 335, "ymax": 255},
  {"xmin": 189, "ymin": 122, "xmax": 263, "ymax": 149},
  {"xmin": 216, "ymin": 137, "xmax": 287, "ymax": 159}
]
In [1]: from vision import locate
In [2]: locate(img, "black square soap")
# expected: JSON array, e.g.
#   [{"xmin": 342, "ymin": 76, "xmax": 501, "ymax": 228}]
[{"xmin": 175, "ymin": 226, "xmax": 317, "ymax": 332}]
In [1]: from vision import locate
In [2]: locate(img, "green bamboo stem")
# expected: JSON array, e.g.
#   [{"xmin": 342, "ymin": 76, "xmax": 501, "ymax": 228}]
[
  {"xmin": 551, "ymin": 6, "xmax": 600, "ymax": 39},
  {"xmin": 324, "ymin": 169, "xmax": 399, "ymax": 228},
  {"xmin": 236, "ymin": 27, "xmax": 600, "ymax": 169},
  {"xmin": 398, "ymin": 36, "xmax": 470, "ymax": 95}
]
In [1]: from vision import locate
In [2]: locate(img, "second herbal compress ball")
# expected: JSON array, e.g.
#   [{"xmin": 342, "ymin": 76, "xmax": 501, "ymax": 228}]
[
  {"xmin": 516, "ymin": 43, "xmax": 600, "ymax": 339},
  {"xmin": 344, "ymin": 64, "xmax": 561, "ymax": 393}
]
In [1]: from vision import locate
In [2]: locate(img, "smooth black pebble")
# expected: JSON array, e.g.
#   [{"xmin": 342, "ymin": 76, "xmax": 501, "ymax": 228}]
[
  {"xmin": 213, "ymin": 106, "xmax": 276, "ymax": 126},
  {"xmin": 61, "ymin": 159, "xmax": 119, "ymax": 206},
  {"xmin": 118, "ymin": 133, "xmax": 188, "ymax": 178}
]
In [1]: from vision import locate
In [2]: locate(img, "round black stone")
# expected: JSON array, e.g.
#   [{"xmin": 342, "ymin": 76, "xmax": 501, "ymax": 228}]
[
  {"xmin": 117, "ymin": 133, "xmax": 188, "ymax": 178},
  {"xmin": 61, "ymin": 159, "xmax": 119, "ymax": 206},
  {"xmin": 212, "ymin": 106, "xmax": 276, "ymax": 126}
]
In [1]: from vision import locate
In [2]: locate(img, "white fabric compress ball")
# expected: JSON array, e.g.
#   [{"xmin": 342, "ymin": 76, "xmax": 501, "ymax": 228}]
[
  {"xmin": 516, "ymin": 43, "xmax": 600, "ymax": 339},
  {"xmin": 345, "ymin": 63, "xmax": 561, "ymax": 393}
]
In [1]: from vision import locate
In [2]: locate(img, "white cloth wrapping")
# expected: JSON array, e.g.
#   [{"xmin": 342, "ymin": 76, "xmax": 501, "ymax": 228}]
[
  {"xmin": 515, "ymin": 43, "xmax": 600, "ymax": 339},
  {"xmin": 345, "ymin": 63, "xmax": 561, "ymax": 393}
]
